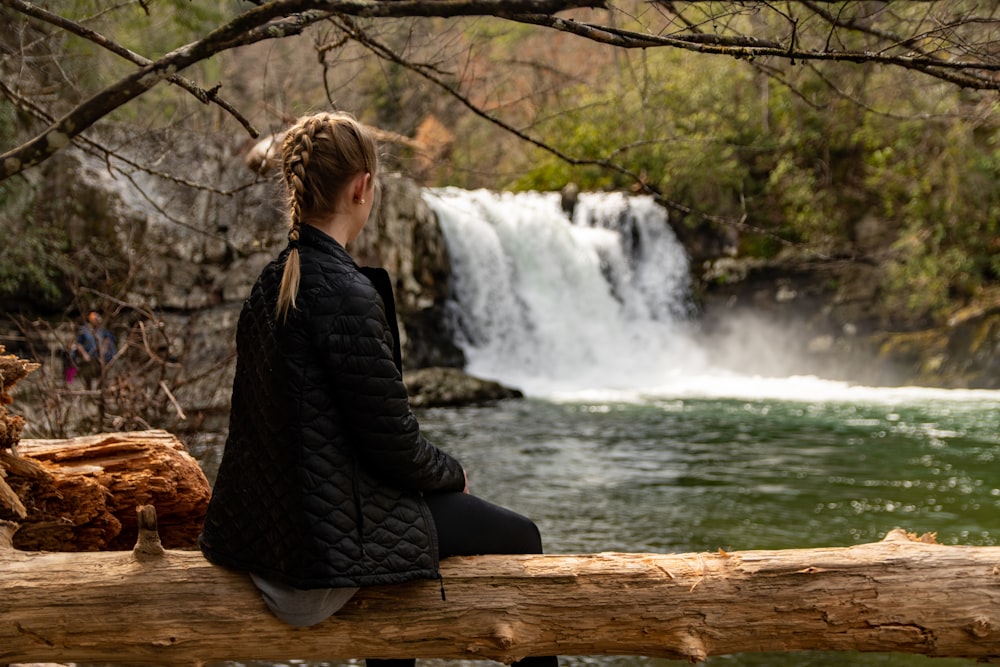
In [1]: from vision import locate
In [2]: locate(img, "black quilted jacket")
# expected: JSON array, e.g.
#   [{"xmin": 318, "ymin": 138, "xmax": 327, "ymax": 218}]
[{"xmin": 199, "ymin": 224, "xmax": 466, "ymax": 589}]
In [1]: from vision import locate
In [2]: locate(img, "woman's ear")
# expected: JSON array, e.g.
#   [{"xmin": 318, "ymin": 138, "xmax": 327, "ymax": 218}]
[{"xmin": 352, "ymin": 172, "xmax": 372, "ymax": 203}]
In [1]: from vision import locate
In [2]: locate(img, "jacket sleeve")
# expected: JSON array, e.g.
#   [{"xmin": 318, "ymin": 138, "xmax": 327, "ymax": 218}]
[{"xmin": 312, "ymin": 274, "xmax": 466, "ymax": 493}]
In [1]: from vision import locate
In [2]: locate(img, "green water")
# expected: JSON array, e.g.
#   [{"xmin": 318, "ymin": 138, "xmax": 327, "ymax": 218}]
[{"xmin": 410, "ymin": 393, "xmax": 1000, "ymax": 667}]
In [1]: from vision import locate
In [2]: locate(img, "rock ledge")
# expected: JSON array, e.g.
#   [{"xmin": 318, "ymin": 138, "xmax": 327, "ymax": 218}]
[{"xmin": 403, "ymin": 367, "xmax": 523, "ymax": 408}]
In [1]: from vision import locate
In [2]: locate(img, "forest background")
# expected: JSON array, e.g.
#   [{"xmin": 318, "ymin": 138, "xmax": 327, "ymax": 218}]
[
  {"xmin": 2, "ymin": 1, "xmax": 1000, "ymax": 432},
  {"xmin": 4, "ymin": 0, "xmax": 1000, "ymax": 323}
]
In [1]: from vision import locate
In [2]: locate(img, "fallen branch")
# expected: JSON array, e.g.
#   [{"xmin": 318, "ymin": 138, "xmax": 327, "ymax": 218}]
[
  {"xmin": 3, "ymin": 509, "xmax": 1000, "ymax": 665},
  {"xmin": 0, "ymin": 345, "xmax": 39, "ymax": 451}
]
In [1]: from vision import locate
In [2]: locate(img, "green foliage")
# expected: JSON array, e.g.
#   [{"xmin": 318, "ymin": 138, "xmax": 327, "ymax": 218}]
[
  {"xmin": 513, "ymin": 49, "xmax": 754, "ymax": 205},
  {"xmin": 0, "ymin": 181, "xmax": 69, "ymax": 311},
  {"xmin": 465, "ymin": 17, "xmax": 537, "ymax": 46},
  {"xmin": 64, "ymin": 1, "xmax": 235, "ymax": 56},
  {"xmin": 857, "ymin": 100, "xmax": 1000, "ymax": 321},
  {"xmin": 490, "ymin": 30, "xmax": 998, "ymax": 323},
  {"xmin": 884, "ymin": 236, "xmax": 973, "ymax": 320}
]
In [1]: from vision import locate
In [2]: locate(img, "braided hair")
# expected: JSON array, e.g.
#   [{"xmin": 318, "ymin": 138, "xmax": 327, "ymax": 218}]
[{"xmin": 276, "ymin": 112, "xmax": 379, "ymax": 321}]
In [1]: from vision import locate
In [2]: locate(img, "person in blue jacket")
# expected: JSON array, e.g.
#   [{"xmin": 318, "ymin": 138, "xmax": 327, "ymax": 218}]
[
  {"xmin": 69, "ymin": 311, "xmax": 116, "ymax": 386},
  {"xmin": 198, "ymin": 111, "xmax": 557, "ymax": 667}
]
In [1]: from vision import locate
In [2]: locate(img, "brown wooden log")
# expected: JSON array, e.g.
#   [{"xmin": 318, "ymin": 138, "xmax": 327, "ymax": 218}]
[
  {"xmin": 0, "ymin": 344, "xmax": 39, "ymax": 452},
  {"xmin": 2, "ymin": 430, "xmax": 210, "ymax": 550},
  {"xmin": 2, "ymin": 512, "xmax": 1000, "ymax": 665}
]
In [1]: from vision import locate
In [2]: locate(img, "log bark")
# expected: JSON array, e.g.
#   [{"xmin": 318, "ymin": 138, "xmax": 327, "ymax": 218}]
[
  {"xmin": 0, "ymin": 345, "xmax": 39, "ymax": 451},
  {"xmin": 2, "ymin": 513, "xmax": 1000, "ymax": 665},
  {"xmin": 1, "ymin": 430, "xmax": 210, "ymax": 550}
]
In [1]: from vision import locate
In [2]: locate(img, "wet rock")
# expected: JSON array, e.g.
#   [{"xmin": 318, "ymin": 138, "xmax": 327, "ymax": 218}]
[{"xmin": 403, "ymin": 367, "xmax": 523, "ymax": 408}]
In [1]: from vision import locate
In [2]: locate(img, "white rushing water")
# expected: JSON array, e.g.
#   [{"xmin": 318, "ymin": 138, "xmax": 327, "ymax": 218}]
[{"xmin": 424, "ymin": 188, "xmax": 1000, "ymax": 407}]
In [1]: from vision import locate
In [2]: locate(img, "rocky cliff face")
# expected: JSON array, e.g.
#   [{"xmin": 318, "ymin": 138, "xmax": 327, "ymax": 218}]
[
  {"xmin": 3, "ymin": 137, "xmax": 474, "ymax": 437},
  {"xmin": 131, "ymin": 169, "xmax": 465, "ymax": 370},
  {"xmin": 136, "ymin": 169, "xmax": 472, "ymax": 425}
]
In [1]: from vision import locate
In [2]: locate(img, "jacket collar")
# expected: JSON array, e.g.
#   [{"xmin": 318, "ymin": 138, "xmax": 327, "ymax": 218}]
[{"xmin": 297, "ymin": 223, "xmax": 358, "ymax": 267}]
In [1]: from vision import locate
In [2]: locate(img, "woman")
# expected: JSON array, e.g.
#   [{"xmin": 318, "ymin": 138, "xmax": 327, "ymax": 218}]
[{"xmin": 199, "ymin": 111, "xmax": 557, "ymax": 667}]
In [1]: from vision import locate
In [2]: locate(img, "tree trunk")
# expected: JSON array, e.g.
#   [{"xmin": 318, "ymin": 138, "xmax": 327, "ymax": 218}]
[
  {"xmin": 2, "ymin": 510, "xmax": 999, "ymax": 666},
  {"xmin": 0, "ymin": 430, "xmax": 210, "ymax": 550}
]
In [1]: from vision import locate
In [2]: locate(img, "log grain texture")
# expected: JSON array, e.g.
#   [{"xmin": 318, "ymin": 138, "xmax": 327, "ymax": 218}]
[{"xmin": 2, "ymin": 516, "xmax": 1000, "ymax": 665}]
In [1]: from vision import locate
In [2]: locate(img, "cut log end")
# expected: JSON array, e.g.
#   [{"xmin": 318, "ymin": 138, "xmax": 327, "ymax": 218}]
[
  {"xmin": 12, "ymin": 431, "xmax": 211, "ymax": 551},
  {"xmin": 132, "ymin": 505, "xmax": 165, "ymax": 559}
]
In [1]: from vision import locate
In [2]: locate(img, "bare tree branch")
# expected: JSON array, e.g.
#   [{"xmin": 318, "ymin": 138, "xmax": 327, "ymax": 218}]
[
  {"xmin": 507, "ymin": 12, "xmax": 1000, "ymax": 85},
  {"xmin": 4, "ymin": 0, "xmax": 1000, "ymax": 186},
  {"xmin": 0, "ymin": 69, "xmax": 261, "ymax": 199},
  {"xmin": 799, "ymin": 0, "xmax": 1000, "ymax": 88},
  {"xmin": 0, "ymin": 0, "xmax": 606, "ymax": 181},
  {"xmin": 5, "ymin": 0, "xmax": 259, "ymax": 139}
]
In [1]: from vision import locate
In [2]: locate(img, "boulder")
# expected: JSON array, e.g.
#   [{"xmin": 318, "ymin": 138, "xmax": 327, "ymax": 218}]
[{"xmin": 404, "ymin": 367, "xmax": 523, "ymax": 408}]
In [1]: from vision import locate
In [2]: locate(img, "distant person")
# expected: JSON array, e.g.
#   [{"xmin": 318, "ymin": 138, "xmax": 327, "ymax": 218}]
[
  {"xmin": 69, "ymin": 311, "xmax": 116, "ymax": 386},
  {"xmin": 198, "ymin": 111, "xmax": 557, "ymax": 667}
]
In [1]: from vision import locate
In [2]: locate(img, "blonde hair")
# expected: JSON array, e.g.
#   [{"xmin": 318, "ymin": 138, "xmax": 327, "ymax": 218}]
[{"xmin": 276, "ymin": 111, "xmax": 379, "ymax": 321}]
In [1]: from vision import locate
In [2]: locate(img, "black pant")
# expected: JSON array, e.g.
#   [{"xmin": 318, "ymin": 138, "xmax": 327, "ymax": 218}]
[{"xmin": 367, "ymin": 492, "xmax": 558, "ymax": 667}]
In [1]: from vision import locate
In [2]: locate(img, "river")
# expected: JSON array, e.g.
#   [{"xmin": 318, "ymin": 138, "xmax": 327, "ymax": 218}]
[{"xmin": 219, "ymin": 189, "xmax": 1000, "ymax": 667}]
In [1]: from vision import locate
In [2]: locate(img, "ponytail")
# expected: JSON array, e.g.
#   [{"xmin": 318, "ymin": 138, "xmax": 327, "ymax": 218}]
[{"xmin": 276, "ymin": 226, "xmax": 301, "ymax": 322}]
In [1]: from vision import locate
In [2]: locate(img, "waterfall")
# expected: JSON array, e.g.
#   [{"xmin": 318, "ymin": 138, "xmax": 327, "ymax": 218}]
[
  {"xmin": 422, "ymin": 187, "xmax": 1000, "ymax": 406},
  {"xmin": 423, "ymin": 188, "xmax": 708, "ymax": 395}
]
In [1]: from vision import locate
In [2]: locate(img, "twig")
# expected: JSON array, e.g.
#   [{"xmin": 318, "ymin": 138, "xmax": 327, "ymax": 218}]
[
  {"xmin": 158, "ymin": 381, "xmax": 186, "ymax": 421},
  {"xmin": 0, "ymin": 73, "xmax": 262, "ymax": 198},
  {"xmin": 7, "ymin": 0, "xmax": 259, "ymax": 139}
]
